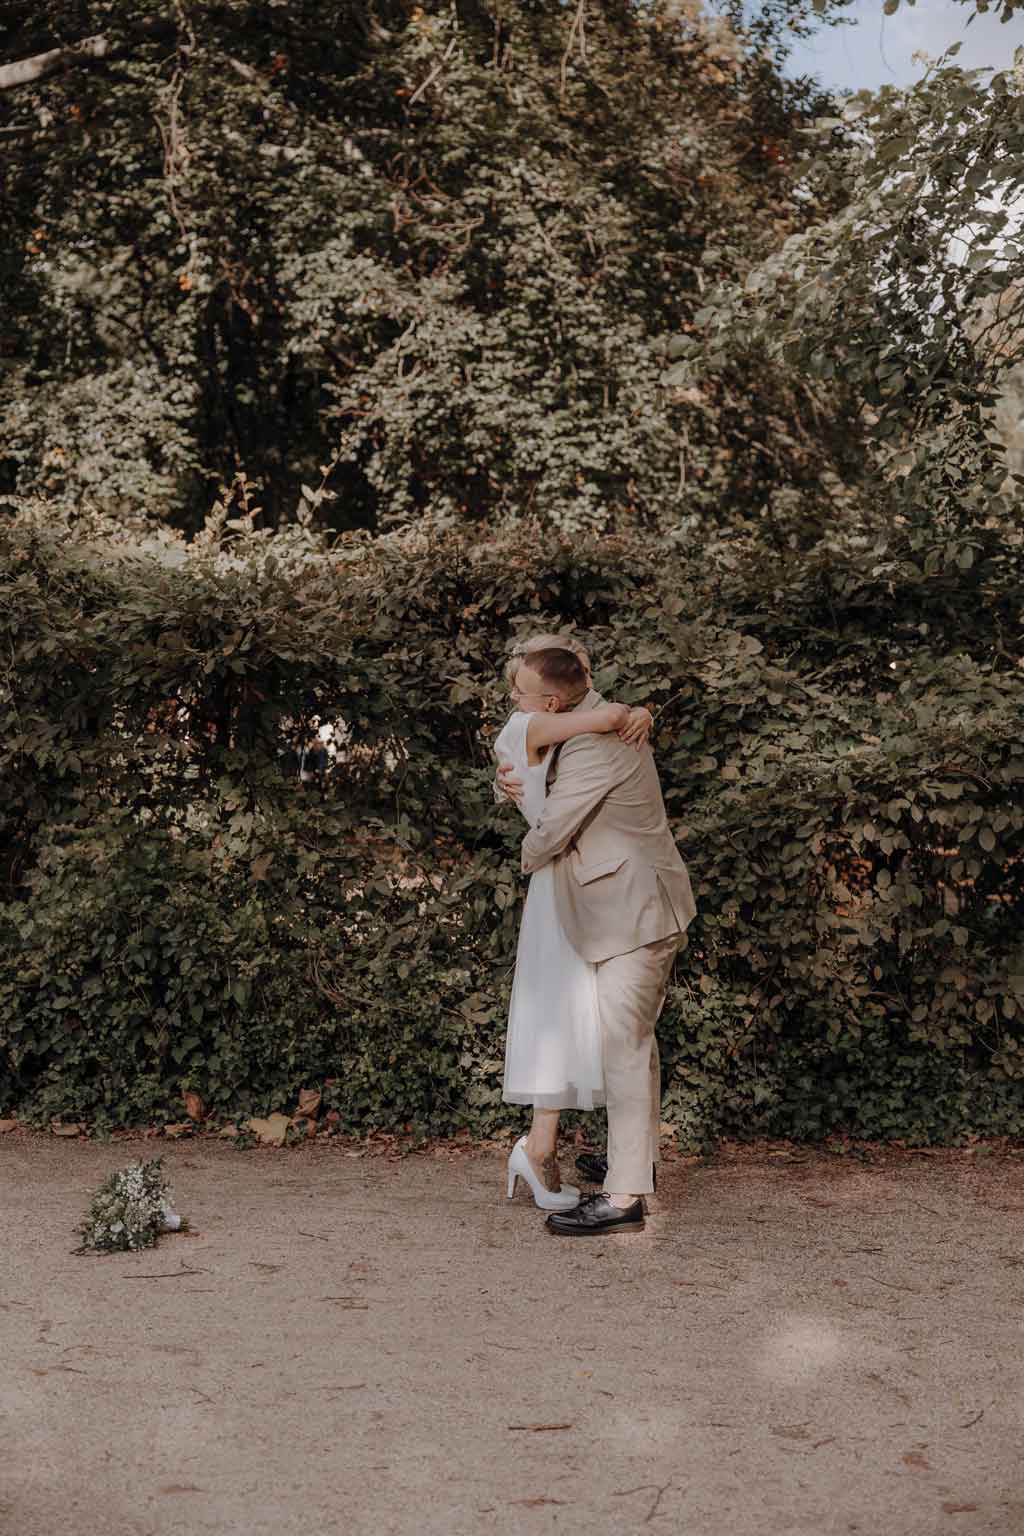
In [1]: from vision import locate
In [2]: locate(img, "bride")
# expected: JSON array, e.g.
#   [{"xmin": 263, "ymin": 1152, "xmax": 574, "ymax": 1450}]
[{"xmin": 494, "ymin": 641, "xmax": 651, "ymax": 1211}]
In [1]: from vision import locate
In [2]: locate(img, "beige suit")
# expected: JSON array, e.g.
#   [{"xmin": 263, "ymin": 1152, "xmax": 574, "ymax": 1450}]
[{"xmin": 520, "ymin": 689, "xmax": 696, "ymax": 1195}]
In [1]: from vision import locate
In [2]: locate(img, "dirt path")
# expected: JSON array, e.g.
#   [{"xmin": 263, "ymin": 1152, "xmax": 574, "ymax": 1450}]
[{"xmin": 2, "ymin": 1134, "xmax": 1022, "ymax": 1536}]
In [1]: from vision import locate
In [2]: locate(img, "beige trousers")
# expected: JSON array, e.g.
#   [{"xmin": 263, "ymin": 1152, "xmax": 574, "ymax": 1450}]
[{"xmin": 595, "ymin": 933, "xmax": 681, "ymax": 1196}]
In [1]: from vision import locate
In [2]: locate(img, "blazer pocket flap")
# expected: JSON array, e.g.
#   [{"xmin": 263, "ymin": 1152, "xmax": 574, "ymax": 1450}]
[{"xmin": 573, "ymin": 855, "xmax": 628, "ymax": 886}]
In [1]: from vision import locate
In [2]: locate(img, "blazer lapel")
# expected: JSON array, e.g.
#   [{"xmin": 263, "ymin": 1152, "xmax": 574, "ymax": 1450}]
[{"xmin": 545, "ymin": 742, "xmax": 563, "ymax": 791}]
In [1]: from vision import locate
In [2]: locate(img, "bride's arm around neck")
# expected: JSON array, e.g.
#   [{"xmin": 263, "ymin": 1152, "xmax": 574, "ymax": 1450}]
[{"xmin": 526, "ymin": 702, "xmax": 628, "ymax": 761}]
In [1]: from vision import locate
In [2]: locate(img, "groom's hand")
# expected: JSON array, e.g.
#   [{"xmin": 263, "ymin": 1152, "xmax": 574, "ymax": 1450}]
[{"xmin": 497, "ymin": 761, "xmax": 524, "ymax": 805}]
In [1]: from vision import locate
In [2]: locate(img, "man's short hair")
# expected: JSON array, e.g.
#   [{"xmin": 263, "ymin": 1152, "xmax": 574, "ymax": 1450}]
[
  {"xmin": 527, "ymin": 646, "xmax": 588, "ymax": 698},
  {"xmin": 505, "ymin": 631, "xmax": 591, "ymax": 685}
]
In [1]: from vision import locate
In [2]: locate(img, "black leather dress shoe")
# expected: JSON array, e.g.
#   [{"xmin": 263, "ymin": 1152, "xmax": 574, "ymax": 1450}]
[
  {"xmin": 545, "ymin": 1192, "xmax": 645, "ymax": 1236},
  {"xmin": 575, "ymin": 1152, "xmax": 657, "ymax": 1191}
]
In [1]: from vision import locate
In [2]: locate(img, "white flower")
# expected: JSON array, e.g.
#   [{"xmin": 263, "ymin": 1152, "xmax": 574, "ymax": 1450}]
[{"xmin": 76, "ymin": 1159, "xmax": 184, "ymax": 1254}]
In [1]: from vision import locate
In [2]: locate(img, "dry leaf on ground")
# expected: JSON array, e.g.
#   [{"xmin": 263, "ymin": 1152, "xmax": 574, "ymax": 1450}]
[
  {"xmin": 293, "ymin": 1088, "xmax": 321, "ymax": 1121},
  {"xmin": 246, "ymin": 1113, "xmax": 291, "ymax": 1146}
]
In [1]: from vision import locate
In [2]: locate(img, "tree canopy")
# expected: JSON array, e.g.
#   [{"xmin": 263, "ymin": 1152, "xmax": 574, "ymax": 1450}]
[{"xmin": 3, "ymin": 0, "xmax": 856, "ymax": 536}]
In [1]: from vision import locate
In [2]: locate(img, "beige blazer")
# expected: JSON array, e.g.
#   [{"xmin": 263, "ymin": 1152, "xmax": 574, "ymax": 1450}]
[{"xmin": 520, "ymin": 689, "xmax": 697, "ymax": 963}]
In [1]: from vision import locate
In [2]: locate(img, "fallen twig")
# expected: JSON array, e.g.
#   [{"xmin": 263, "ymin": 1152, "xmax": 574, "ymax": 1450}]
[
  {"xmin": 507, "ymin": 1422, "xmax": 573, "ymax": 1432},
  {"xmin": 122, "ymin": 1268, "xmax": 208, "ymax": 1280},
  {"xmin": 612, "ymin": 1481, "xmax": 677, "ymax": 1524}
]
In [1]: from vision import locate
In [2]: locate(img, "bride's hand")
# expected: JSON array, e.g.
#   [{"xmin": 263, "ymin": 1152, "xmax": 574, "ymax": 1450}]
[
  {"xmin": 617, "ymin": 706, "xmax": 654, "ymax": 749},
  {"xmin": 497, "ymin": 761, "xmax": 524, "ymax": 805},
  {"xmin": 599, "ymin": 703, "xmax": 631, "ymax": 732}
]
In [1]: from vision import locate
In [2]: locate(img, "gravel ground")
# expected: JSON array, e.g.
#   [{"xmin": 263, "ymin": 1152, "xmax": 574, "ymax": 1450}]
[{"xmin": 2, "ymin": 1131, "xmax": 1023, "ymax": 1536}]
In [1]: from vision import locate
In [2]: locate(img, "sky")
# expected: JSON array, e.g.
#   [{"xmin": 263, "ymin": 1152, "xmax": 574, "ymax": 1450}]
[{"xmin": 781, "ymin": 0, "xmax": 1024, "ymax": 94}]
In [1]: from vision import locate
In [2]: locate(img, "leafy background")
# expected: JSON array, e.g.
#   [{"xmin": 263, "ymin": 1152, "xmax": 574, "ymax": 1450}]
[{"xmin": 1, "ymin": 0, "xmax": 1021, "ymax": 1143}]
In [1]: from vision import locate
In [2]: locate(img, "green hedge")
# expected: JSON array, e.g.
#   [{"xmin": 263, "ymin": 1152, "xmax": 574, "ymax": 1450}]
[{"xmin": 1, "ymin": 513, "xmax": 1022, "ymax": 1142}]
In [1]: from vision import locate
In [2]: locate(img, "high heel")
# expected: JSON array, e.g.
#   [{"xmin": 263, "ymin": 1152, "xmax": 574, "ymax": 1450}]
[{"xmin": 506, "ymin": 1136, "xmax": 580, "ymax": 1212}]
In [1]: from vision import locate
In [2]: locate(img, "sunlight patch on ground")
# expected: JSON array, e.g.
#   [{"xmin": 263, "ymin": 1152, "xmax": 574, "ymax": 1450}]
[{"xmin": 754, "ymin": 1315, "xmax": 846, "ymax": 1384}]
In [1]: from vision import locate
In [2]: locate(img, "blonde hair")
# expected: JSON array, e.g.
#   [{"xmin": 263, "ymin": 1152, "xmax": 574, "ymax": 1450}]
[{"xmin": 505, "ymin": 632, "xmax": 592, "ymax": 685}]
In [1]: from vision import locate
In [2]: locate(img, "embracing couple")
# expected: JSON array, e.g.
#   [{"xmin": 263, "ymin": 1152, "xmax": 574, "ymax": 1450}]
[{"xmin": 493, "ymin": 634, "xmax": 696, "ymax": 1236}]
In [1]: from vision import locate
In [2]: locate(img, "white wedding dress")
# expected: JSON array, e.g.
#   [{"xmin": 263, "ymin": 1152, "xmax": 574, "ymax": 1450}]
[{"xmin": 495, "ymin": 711, "xmax": 605, "ymax": 1110}]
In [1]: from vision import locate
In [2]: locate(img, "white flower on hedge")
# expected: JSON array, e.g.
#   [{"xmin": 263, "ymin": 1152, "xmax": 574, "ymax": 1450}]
[{"xmin": 77, "ymin": 1158, "xmax": 186, "ymax": 1254}]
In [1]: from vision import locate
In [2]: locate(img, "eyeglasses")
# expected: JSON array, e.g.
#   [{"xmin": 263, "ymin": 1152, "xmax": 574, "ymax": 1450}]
[{"xmin": 510, "ymin": 683, "xmax": 558, "ymax": 703}]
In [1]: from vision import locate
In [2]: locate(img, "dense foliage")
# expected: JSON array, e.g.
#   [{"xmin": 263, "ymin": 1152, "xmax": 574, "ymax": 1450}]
[
  {"xmin": 674, "ymin": 43, "xmax": 1024, "ymax": 530},
  {"xmin": 2, "ymin": 511, "xmax": 1021, "ymax": 1142},
  {"xmin": 1, "ymin": 0, "xmax": 851, "ymax": 536},
  {"xmin": 2, "ymin": 1, "xmax": 1022, "ymax": 1143}
]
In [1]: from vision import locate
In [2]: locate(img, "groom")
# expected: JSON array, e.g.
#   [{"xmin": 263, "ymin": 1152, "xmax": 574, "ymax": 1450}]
[{"xmin": 505, "ymin": 648, "xmax": 697, "ymax": 1235}]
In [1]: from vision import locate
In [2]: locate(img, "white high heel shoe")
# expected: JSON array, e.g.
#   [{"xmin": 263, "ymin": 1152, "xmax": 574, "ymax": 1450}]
[{"xmin": 506, "ymin": 1136, "xmax": 580, "ymax": 1212}]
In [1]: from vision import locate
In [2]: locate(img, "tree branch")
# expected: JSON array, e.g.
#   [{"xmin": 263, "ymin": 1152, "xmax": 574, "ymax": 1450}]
[
  {"xmin": 408, "ymin": 34, "xmax": 459, "ymax": 107},
  {"xmin": 227, "ymin": 56, "xmax": 262, "ymax": 86},
  {"xmin": 559, "ymin": 0, "xmax": 587, "ymax": 106},
  {"xmin": 0, "ymin": 35, "xmax": 111, "ymax": 92}
]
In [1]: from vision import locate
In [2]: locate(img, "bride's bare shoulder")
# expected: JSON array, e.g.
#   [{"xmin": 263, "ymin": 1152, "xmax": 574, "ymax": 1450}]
[{"xmin": 494, "ymin": 709, "xmax": 529, "ymax": 752}]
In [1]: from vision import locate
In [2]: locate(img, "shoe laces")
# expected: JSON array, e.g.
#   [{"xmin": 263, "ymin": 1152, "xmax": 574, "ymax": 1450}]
[{"xmin": 578, "ymin": 1192, "xmax": 610, "ymax": 1211}]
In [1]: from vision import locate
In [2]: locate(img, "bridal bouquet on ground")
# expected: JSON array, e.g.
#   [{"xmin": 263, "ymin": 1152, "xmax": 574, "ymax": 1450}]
[{"xmin": 76, "ymin": 1158, "xmax": 186, "ymax": 1253}]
